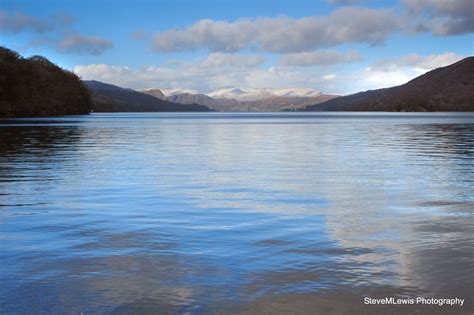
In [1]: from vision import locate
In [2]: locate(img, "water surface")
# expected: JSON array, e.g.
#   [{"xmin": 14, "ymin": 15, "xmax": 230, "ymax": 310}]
[{"xmin": 1, "ymin": 112, "xmax": 473, "ymax": 314}]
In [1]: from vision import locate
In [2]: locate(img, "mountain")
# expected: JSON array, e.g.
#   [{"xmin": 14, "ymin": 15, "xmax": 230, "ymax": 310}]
[
  {"xmin": 167, "ymin": 93, "xmax": 213, "ymax": 105},
  {"xmin": 244, "ymin": 95, "xmax": 339, "ymax": 112},
  {"xmin": 271, "ymin": 88, "xmax": 322, "ymax": 98},
  {"xmin": 85, "ymin": 81, "xmax": 211, "ymax": 112},
  {"xmin": 156, "ymin": 92, "xmax": 337, "ymax": 112},
  {"xmin": 207, "ymin": 87, "xmax": 321, "ymax": 101},
  {"xmin": 160, "ymin": 88, "xmax": 200, "ymax": 96},
  {"xmin": 208, "ymin": 87, "xmax": 273, "ymax": 101},
  {"xmin": 140, "ymin": 86, "xmax": 333, "ymax": 112},
  {"xmin": 304, "ymin": 57, "xmax": 474, "ymax": 112},
  {"xmin": 139, "ymin": 88, "xmax": 167, "ymax": 100},
  {"xmin": 139, "ymin": 89, "xmax": 243, "ymax": 111},
  {"xmin": 165, "ymin": 93, "xmax": 240, "ymax": 109},
  {"xmin": 0, "ymin": 47, "xmax": 92, "ymax": 117}
]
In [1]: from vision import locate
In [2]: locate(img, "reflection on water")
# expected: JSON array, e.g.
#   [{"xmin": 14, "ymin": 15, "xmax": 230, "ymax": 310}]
[{"xmin": 0, "ymin": 112, "xmax": 473, "ymax": 313}]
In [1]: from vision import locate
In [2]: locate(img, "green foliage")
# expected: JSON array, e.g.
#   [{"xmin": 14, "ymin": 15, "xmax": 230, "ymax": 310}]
[{"xmin": 0, "ymin": 46, "xmax": 93, "ymax": 117}]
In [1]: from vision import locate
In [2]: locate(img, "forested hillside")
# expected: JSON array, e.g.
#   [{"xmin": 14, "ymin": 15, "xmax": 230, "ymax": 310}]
[
  {"xmin": 0, "ymin": 47, "xmax": 92, "ymax": 117},
  {"xmin": 85, "ymin": 80, "xmax": 211, "ymax": 112},
  {"xmin": 304, "ymin": 57, "xmax": 474, "ymax": 112}
]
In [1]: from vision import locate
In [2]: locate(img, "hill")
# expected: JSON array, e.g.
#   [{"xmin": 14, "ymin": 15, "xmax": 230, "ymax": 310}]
[
  {"xmin": 166, "ymin": 93, "xmax": 241, "ymax": 111},
  {"xmin": 139, "ymin": 88, "xmax": 167, "ymax": 100},
  {"xmin": 242, "ymin": 95, "xmax": 339, "ymax": 112},
  {"xmin": 0, "ymin": 47, "xmax": 92, "ymax": 117},
  {"xmin": 304, "ymin": 57, "xmax": 474, "ymax": 112},
  {"xmin": 164, "ymin": 93, "xmax": 339, "ymax": 112},
  {"xmin": 207, "ymin": 87, "xmax": 322, "ymax": 101},
  {"xmin": 141, "ymin": 88, "xmax": 339, "ymax": 112},
  {"xmin": 84, "ymin": 81, "xmax": 211, "ymax": 112}
]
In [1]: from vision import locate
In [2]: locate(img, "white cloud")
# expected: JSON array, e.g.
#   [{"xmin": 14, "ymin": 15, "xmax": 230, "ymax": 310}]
[
  {"xmin": 279, "ymin": 50, "xmax": 362, "ymax": 66},
  {"xmin": 403, "ymin": 0, "xmax": 474, "ymax": 35},
  {"xmin": 74, "ymin": 53, "xmax": 269, "ymax": 91},
  {"xmin": 56, "ymin": 33, "xmax": 113, "ymax": 55},
  {"xmin": 0, "ymin": 10, "xmax": 51, "ymax": 33},
  {"xmin": 130, "ymin": 30, "xmax": 149, "ymax": 40},
  {"xmin": 323, "ymin": 74, "xmax": 337, "ymax": 80},
  {"xmin": 361, "ymin": 52, "xmax": 465, "ymax": 90},
  {"xmin": 151, "ymin": 7, "xmax": 400, "ymax": 53},
  {"xmin": 143, "ymin": 2, "xmax": 473, "ymax": 55},
  {"xmin": 74, "ymin": 52, "xmax": 465, "ymax": 95},
  {"xmin": 0, "ymin": 9, "xmax": 113, "ymax": 56},
  {"xmin": 362, "ymin": 67, "xmax": 415, "ymax": 89},
  {"xmin": 199, "ymin": 52, "xmax": 264, "ymax": 68},
  {"xmin": 370, "ymin": 52, "xmax": 464, "ymax": 73},
  {"xmin": 74, "ymin": 59, "xmax": 344, "ymax": 93}
]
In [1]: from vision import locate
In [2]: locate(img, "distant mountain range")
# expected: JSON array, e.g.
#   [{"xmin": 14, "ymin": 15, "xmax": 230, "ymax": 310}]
[
  {"xmin": 84, "ymin": 81, "xmax": 211, "ymax": 112},
  {"xmin": 86, "ymin": 57, "xmax": 473, "ymax": 113},
  {"xmin": 304, "ymin": 57, "xmax": 474, "ymax": 112},
  {"xmin": 139, "ymin": 87, "xmax": 339, "ymax": 112},
  {"xmin": 207, "ymin": 87, "xmax": 323, "ymax": 101},
  {"xmin": 4, "ymin": 44, "xmax": 470, "ymax": 117}
]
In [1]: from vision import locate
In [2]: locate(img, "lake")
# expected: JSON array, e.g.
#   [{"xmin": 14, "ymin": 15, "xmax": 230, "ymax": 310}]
[{"xmin": 1, "ymin": 112, "xmax": 473, "ymax": 314}]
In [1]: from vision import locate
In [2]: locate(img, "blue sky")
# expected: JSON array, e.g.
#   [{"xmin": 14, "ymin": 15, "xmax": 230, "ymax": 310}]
[{"xmin": 1, "ymin": 0, "xmax": 473, "ymax": 94}]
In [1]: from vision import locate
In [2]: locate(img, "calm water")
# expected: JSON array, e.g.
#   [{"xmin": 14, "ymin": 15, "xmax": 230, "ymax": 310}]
[{"xmin": 1, "ymin": 112, "xmax": 473, "ymax": 314}]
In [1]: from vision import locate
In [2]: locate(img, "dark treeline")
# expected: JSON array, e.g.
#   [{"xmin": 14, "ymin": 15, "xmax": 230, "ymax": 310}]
[{"xmin": 0, "ymin": 47, "xmax": 92, "ymax": 117}]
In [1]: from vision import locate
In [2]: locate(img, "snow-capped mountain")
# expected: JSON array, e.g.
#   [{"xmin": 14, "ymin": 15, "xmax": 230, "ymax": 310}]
[
  {"xmin": 138, "ymin": 85, "xmax": 334, "ymax": 112},
  {"xmin": 207, "ymin": 87, "xmax": 321, "ymax": 101},
  {"xmin": 160, "ymin": 88, "xmax": 200, "ymax": 96},
  {"xmin": 207, "ymin": 87, "xmax": 272, "ymax": 101},
  {"xmin": 271, "ymin": 88, "xmax": 322, "ymax": 98},
  {"xmin": 139, "ymin": 88, "xmax": 167, "ymax": 100}
]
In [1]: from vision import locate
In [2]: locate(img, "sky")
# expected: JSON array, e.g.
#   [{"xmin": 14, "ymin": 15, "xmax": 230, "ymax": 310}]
[{"xmin": 1, "ymin": 0, "xmax": 473, "ymax": 94}]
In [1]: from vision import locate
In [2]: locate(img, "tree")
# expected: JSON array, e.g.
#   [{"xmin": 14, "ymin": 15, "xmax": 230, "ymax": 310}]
[{"xmin": 0, "ymin": 46, "xmax": 93, "ymax": 117}]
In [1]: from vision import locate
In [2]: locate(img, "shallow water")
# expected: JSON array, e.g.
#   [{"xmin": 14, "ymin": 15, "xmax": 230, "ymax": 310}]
[{"xmin": 0, "ymin": 112, "xmax": 473, "ymax": 314}]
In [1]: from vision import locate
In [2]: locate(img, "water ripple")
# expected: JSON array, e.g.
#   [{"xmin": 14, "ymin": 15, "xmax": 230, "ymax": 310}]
[{"xmin": 0, "ymin": 112, "xmax": 473, "ymax": 313}]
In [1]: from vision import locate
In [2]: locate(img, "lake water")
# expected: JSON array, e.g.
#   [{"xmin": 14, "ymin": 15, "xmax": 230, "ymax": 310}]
[{"xmin": 1, "ymin": 112, "xmax": 473, "ymax": 314}]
